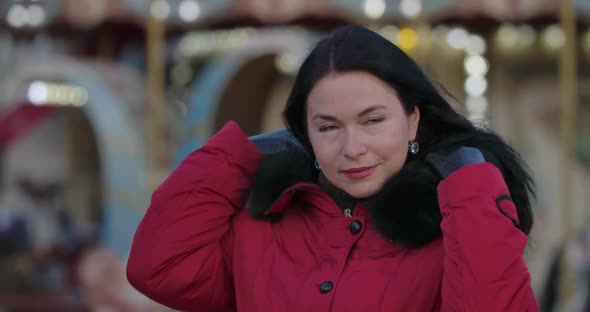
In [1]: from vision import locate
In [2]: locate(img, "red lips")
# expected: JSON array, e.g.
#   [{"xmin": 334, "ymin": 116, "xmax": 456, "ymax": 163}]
[{"xmin": 341, "ymin": 165, "xmax": 378, "ymax": 180}]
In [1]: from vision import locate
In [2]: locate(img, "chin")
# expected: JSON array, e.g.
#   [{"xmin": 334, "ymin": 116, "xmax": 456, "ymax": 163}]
[{"xmin": 343, "ymin": 183, "xmax": 381, "ymax": 199}]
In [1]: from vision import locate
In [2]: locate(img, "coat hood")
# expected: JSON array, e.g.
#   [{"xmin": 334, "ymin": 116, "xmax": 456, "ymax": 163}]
[{"xmin": 246, "ymin": 148, "xmax": 443, "ymax": 248}]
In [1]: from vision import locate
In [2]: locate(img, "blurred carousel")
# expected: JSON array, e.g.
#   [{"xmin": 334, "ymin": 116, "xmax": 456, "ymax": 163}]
[{"xmin": 0, "ymin": 0, "xmax": 588, "ymax": 311}]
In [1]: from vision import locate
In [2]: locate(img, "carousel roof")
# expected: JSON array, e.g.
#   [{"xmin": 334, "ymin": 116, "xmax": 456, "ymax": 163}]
[{"xmin": 1, "ymin": 0, "xmax": 588, "ymax": 31}]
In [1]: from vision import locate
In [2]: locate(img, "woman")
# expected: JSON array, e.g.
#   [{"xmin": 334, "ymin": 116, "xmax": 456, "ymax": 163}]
[{"xmin": 127, "ymin": 25, "xmax": 538, "ymax": 311}]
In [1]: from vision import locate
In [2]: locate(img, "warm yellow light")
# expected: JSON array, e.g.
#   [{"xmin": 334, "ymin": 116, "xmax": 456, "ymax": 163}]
[{"xmin": 397, "ymin": 27, "xmax": 418, "ymax": 52}]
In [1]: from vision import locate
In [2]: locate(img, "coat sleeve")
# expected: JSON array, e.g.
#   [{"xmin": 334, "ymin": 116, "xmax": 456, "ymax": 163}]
[
  {"xmin": 126, "ymin": 121, "xmax": 263, "ymax": 312},
  {"xmin": 438, "ymin": 162, "xmax": 538, "ymax": 312}
]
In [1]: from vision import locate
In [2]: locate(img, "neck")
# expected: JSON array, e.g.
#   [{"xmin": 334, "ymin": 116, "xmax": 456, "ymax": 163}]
[{"xmin": 318, "ymin": 172, "xmax": 357, "ymax": 214}]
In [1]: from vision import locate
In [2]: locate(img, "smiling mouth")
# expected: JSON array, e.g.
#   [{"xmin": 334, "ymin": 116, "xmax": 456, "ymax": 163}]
[{"xmin": 341, "ymin": 165, "xmax": 378, "ymax": 180}]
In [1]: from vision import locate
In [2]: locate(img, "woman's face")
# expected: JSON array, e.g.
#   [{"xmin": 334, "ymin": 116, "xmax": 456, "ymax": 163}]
[{"xmin": 306, "ymin": 71, "xmax": 420, "ymax": 198}]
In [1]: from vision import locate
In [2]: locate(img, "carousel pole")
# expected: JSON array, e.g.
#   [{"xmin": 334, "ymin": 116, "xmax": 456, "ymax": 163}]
[
  {"xmin": 414, "ymin": 0, "xmax": 430, "ymax": 68},
  {"xmin": 558, "ymin": 0, "xmax": 577, "ymax": 305},
  {"xmin": 146, "ymin": 0, "xmax": 166, "ymax": 189}
]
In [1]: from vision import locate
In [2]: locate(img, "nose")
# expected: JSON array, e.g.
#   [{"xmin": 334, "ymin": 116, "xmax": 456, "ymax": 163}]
[{"xmin": 342, "ymin": 130, "xmax": 367, "ymax": 160}]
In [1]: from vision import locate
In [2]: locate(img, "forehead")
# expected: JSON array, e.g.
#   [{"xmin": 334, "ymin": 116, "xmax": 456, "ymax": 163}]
[{"xmin": 307, "ymin": 71, "xmax": 401, "ymax": 113}]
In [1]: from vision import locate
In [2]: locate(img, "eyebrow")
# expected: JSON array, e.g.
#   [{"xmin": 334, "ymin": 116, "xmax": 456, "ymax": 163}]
[{"xmin": 311, "ymin": 105, "xmax": 388, "ymax": 121}]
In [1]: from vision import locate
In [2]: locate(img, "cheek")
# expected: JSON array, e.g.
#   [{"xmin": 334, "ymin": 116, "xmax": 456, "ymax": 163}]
[
  {"xmin": 377, "ymin": 139, "xmax": 406, "ymax": 162},
  {"xmin": 314, "ymin": 146, "xmax": 338, "ymax": 165},
  {"xmin": 374, "ymin": 124, "xmax": 410, "ymax": 163},
  {"xmin": 309, "ymin": 132, "xmax": 336, "ymax": 163}
]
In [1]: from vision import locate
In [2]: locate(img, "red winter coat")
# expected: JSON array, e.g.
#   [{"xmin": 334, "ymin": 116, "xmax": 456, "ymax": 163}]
[{"xmin": 127, "ymin": 121, "xmax": 538, "ymax": 312}]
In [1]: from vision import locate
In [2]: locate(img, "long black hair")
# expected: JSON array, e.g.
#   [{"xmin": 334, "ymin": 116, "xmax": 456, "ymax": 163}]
[{"xmin": 282, "ymin": 25, "xmax": 534, "ymax": 236}]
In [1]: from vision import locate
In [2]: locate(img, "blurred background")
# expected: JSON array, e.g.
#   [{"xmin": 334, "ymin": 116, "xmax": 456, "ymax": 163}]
[{"xmin": 0, "ymin": 0, "xmax": 588, "ymax": 311}]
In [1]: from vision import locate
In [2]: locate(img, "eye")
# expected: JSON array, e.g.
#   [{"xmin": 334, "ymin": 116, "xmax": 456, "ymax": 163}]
[
  {"xmin": 319, "ymin": 125, "xmax": 338, "ymax": 132},
  {"xmin": 365, "ymin": 117, "xmax": 385, "ymax": 125}
]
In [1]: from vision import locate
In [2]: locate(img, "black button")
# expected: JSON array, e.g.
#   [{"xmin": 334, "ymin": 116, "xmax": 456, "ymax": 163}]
[
  {"xmin": 319, "ymin": 281, "xmax": 333, "ymax": 294},
  {"xmin": 349, "ymin": 221, "xmax": 362, "ymax": 235}
]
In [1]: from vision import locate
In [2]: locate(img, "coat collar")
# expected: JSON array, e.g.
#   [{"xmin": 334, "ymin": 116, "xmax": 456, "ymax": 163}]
[{"xmin": 246, "ymin": 149, "xmax": 442, "ymax": 248}]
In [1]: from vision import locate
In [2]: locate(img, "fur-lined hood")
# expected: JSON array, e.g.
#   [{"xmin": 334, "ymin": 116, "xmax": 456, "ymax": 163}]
[
  {"xmin": 245, "ymin": 130, "xmax": 523, "ymax": 248},
  {"xmin": 246, "ymin": 149, "xmax": 443, "ymax": 248}
]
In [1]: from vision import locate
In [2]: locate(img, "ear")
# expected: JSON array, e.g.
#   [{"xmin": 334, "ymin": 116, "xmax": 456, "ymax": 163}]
[{"xmin": 408, "ymin": 106, "xmax": 420, "ymax": 141}]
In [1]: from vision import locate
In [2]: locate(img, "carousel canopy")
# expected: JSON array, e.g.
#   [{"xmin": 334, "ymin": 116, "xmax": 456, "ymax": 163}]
[{"xmin": 1, "ymin": 0, "xmax": 589, "ymax": 31}]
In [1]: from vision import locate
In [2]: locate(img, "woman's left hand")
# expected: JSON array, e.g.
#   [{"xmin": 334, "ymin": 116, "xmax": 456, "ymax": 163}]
[
  {"xmin": 249, "ymin": 129, "xmax": 309, "ymax": 157},
  {"xmin": 425, "ymin": 146, "xmax": 485, "ymax": 179}
]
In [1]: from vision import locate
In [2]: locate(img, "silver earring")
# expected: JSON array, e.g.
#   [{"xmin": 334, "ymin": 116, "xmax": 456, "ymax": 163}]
[
  {"xmin": 408, "ymin": 141, "xmax": 420, "ymax": 154},
  {"xmin": 314, "ymin": 159, "xmax": 321, "ymax": 170}
]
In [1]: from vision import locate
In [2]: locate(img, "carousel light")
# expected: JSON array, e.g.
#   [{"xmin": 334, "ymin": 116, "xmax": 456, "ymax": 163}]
[
  {"xmin": 7, "ymin": 4, "xmax": 27, "ymax": 28},
  {"xmin": 27, "ymin": 4, "xmax": 45, "ymax": 27},
  {"xmin": 464, "ymin": 55, "xmax": 489, "ymax": 76},
  {"xmin": 150, "ymin": 0, "xmax": 170, "ymax": 21},
  {"xmin": 465, "ymin": 34, "xmax": 487, "ymax": 55},
  {"xmin": 380, "ymin": 25, "xmax": 399, "ymax": 43},
  {"xmin": 447, "ymin": 27, "xmax": 469, "ymax": 50},
  {"xmin": 495, "ymin": 24, "xmax": 519, "ymax": 51},
  {"xmin": 178, "ymin": 29, "xmax": 254, "ymax": 58},
  {"xmin": 28, "ymin": 81, "xmax": 48, "ymax": 105},
  {"xmin": 518, "ymin": 24, "xmax": 537, "ymax": 48},
  {"xmin": 178, "ymin": 0, "xmax": 200, "ymax": 23},
  {"xmin": 466, "ymin": 96, "xmax": 489, "ymax": 115},
  {"xmin": 541, "ymin": 25, "xmax": 565, "ymax": 51},
  {"xmin": 466, "ymin": 95, "xmax": 489, "ymax": 126},
  {"xmin": 364, "ymin": 0, "xmax": 386, "ymax": 20},
  {"xmin": 397, "ymin": 27, "xmax": 418, "ymax": 52},
  {"xmin": 275, "ymin": 53, "xmax": 299, "ymax": 76},
  {"xmin": 27, "ymin": 81, "xmax": 88, "ymax": 107},
  {"xmin": 400, "ymin": 0, "xmax": 422, "ymax": 18},
  {"xmin": 464, "ymin": 76, "xmax": 488, "ymax": 97}
]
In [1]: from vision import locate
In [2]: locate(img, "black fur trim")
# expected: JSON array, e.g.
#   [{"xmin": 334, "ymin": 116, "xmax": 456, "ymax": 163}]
[
  {"xmin": 370, "ymin": 160, "xmax": 442, "ymax": 247},
  {"xmin": 246, "ymin": 150, "xmax": 316, "ymax": 218},
  {"xmin": 245, "ymin": 130, "xmax": 533, "ymax": 247},
  {"xmin": 246, "ymin": 151, "xmax": 442, "ymax": 247}
]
